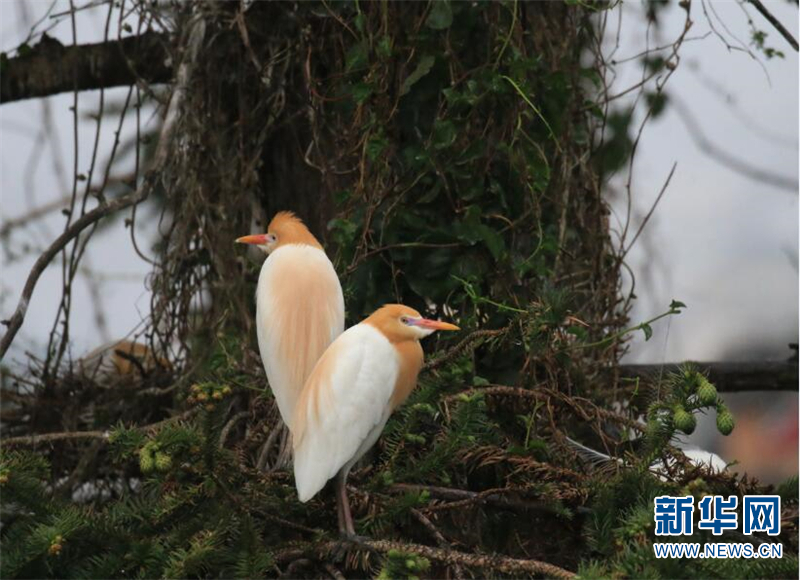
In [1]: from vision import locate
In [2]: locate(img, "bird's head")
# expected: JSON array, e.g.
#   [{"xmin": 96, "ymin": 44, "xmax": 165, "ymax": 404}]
[
  {"xmin": 236, "ymin": 211, "xmax": 322, "ymax": 255},
  {"xmin": 367, "ymin": 304, "xmax": 459, "ymax": 342}
]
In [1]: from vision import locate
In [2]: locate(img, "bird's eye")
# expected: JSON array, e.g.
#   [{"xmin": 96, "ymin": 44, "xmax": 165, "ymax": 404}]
[
  {"xmin": 266, "ymin": 234, "xmax": 277, "ymax": 243},
  {"xmin": 401, "ymin": 317, "xmax": 409, "ymax": 324}
]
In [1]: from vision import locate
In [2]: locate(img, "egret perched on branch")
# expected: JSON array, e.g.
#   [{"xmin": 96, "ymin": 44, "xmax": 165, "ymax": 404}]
[
  {"xmin": 78, "ymin": 339, "xmax": 170, "ymax": 380},
  {"xmin": 236, "ymin": 212, "xmax": 344, "ymax": 436},
  {"xmin": 292, "ymin": 304, "xmax": 459, "ymax": 536}
]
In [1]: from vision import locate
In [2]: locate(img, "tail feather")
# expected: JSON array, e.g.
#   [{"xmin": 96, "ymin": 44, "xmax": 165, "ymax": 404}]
[{"xmin": 564, "ymin": 436, "xmax": 621, "ymax": 468}]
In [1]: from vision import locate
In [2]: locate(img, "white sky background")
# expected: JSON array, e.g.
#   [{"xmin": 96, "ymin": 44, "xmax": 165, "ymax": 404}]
[
  {"xmin": 607, "ymin": 1, "xmax": 798, "ymax": 364},
  {"xmin": 0, "ymin": 0, "xmax": 798, "ymax": 368}
]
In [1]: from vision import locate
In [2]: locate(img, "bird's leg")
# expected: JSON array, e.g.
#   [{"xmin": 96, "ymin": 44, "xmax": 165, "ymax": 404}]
[
  {"xmin": 335, "ymin": 472, "xmax": 356, "ymax": 537},
  {"xmin": 335, "ymin": 480, "xmax": 346, "ymax": 533},
  {"xmin": 271, "ymin": 426, "xmax": 292, "ymax": 471}
]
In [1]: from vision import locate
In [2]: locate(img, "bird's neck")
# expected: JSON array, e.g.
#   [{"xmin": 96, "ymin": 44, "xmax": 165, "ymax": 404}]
[{"xmin": 390, "ymin": 340, "xmax": 424, "ymax": 409}]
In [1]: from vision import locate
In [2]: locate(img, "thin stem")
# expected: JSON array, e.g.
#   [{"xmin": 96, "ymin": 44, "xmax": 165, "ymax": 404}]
[{"xmin": 571, "ymin": 306, "xmax": 682, "ymax": 351}]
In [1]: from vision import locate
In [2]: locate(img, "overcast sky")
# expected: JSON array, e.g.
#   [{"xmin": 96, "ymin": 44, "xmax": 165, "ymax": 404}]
[
  {"xmin": 607, "ymin": 0, "xmax": 798, "ymax": 364},
  {"xmin": 1, "ymin": 0, "xmax": 797, "ymax": 368}
]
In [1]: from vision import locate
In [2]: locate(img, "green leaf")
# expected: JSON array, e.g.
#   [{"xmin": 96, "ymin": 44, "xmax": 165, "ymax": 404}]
[
  {"xmin": 641, "ymin": 323, "xmax": 653, "ymax": 341},
  {"xmin": 432, "ymin": 119, "xmax": 456, "ymax": 150},
  {"xmin": 669, "ymin": 299, "xmax": 686, "ymax": 311},
  {"xmin": 327, "ymin": 218, "xmax": 359, "ymax": 247},
  {"xmin": 417, "ymin": 180, "xmax": 442, "ymax": 203},
  {"xmin": 400, "ymin": 55, "xmax": 435, "ymax": 96},
  {"xmin": 354, "ymin": 12, "xmax": 366, "ymax": 35},
  {"xmin": 425, "ymin": 0, "xmax": 453, "ymax": 30},
  {"xmin": 377, "ymin": 36, "xmax": 393, "ymax": 60},
  {"xmin": 345, "ymin": 42, "xmax": 368, "ymax": 72},
  {"xmin": 776, "ymin": 475, "xmax": 798, "ymax": 503},
  {"xmin": 475, "ymin": 224, "xmax": 504, "ymax": 260},
  {"xmin": 334, "ymin": 189, "xmax": 352, "ymax": 207},
  {"xmin": 351, "ymin": 82, "xmax": 374, "ymax": 104},
  {"xmin": 366, "ymin": 134, "xmax": 389, "ymax": 161},
  {"xmin": 645, "ymin": 90, "xmax": 668, "ymax": 118},
  {"xmin": 566, "ymin": 325, "xmax": 588, "ymax": 340}
]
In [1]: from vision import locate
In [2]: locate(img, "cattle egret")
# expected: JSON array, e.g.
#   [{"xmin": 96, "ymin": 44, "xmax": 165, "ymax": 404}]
[
  {"xmin": 292, "ymin": 304, "xmax": 459, "ymax": 536},
  {"xmin": 236, "ymin": 212, "xmax": 345, "ymax": 436},
  {"xmin": 78, "ymin": 339, "xmax": 170, "ymax": 380}
]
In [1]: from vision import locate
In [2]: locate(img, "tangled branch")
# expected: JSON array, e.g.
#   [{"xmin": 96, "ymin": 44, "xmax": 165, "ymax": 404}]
[
  {"xmin": 0, "ymin": 181, "xmax": 153, "ymax": 361},
  {"xmin": 275, "ymin": 537, "xmax": 577, "ymax": 579}
]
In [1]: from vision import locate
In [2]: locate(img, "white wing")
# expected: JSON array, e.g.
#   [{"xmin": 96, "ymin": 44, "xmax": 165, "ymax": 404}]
[
  {"xmin": 256, "ymin": 244, "xmax": 345, "ymax": 431},
  {"xmin": 293, "ymin": 324, "xmax": 399, "ymax": 502},
  {"xmin": 682, "ymin": 448, "xmax": 727, "ymax": 473}
]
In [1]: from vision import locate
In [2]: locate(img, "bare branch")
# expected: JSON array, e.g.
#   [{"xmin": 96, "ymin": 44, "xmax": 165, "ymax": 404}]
[
  {"xmin": 670, "ymin": 95, "xmax": 797, "ymax": 193},
  {"xmin": 746, "ymin": 0, "xmax": 799, "ymax": 52},
  {"xmin": 1, "ymin": 429, "xmax": 109, "ymax": 446},
  {"xmin": 423, "ymin": 328, "xmax": 508, "ymax": 372},
  {"xmin": 274, "ymin": 537, "xmax": 577, "ymax": 580},
  {"xmin": 1, "ymin": 409, "xmax": 195, "ymax": 447},
  {"xmin": 0, "ymin": 195, "xmax": 73, "ymax": 238},
  {"xmin": 619, "ymin": 162, "xmax": 677, "ymax": 262},
  {"xmin": 619, "ymin": 360, "xmax": 799, "ymax": 392},
  {"xmin": 391, "ymin": 483, "xmax": 564, "ymax": 515},
  {"xmin": 0, "ymin": 178, "xmax": 153, "ymax": 361},
  {"xmin": 1, "ymin": 31, "xmax": 171, "ymax": 103}
]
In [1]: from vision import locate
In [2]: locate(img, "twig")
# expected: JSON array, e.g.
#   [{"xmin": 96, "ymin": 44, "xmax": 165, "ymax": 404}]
[
  {"xmin": 346, "ymin": 242, "xmax": 464, "ymax": 274},
  {"xmin": 219, "ymin": 410, "xmax": 249, "ymax": 449},
  {"xmin": 274, "ymin": 538, "xmax": 576, "ymax": 579},
  {"xmin": 670, "ymin": 94, "xmax": 796, "ymax": 193},
  {"xmin": 391, "ymin": 483, "xmax": 561, "ymax": 515},
  {"xmin": 1, "ymin": 429, "xmax": 109, "ymax": 446},
  {"xmin": 619, "ymin": 162, "xmax": 677, "ymax": 262},
  {"xmin": 570, "ymin": 304, "xmax": 683, "ymax": 351},
  {"xmin": 256, "ymin": 420, "xmax": 284, "ymax": 471},
  {"xmin": 0, "ymin": 184, "xmax": 152, "ymax": 361},
  {"xmin": 113, "ymin": 348, "xmax": 148, "ymax": 378},
  {"xmin": 410, "ymin": 508, "xmax": 465, "ymax": 579},
  {"xmin": 0, "ymin": 195, "xmax": 73, "ymax": 238},
  {"xmin": 423, "ymin": 328, "xmax": 507, "ymax": 372},
  {"xmin": 410, "ymin": 508, "xmax": 450, "ymax": 546},
  {"xmin": 1, "ymin": 408, "xmax": 195, "ymax": 447},
  {"xmin": 323, "ymin": 563, "xmax": 345, "ymax": 580},
  {"xmin": 0, "ymin": 4, "xmax": 195, "ymax": 362},
  {"xmin": 746, "ymin": 0, "xmax": 799, "ymax": 52},
  {"xmin": 155, "ymin": 7, "xmax": 206, "ymax": 170},
  {"xmin": 445, "ymin": 385, "xmax": 645, "ymax": 434}
]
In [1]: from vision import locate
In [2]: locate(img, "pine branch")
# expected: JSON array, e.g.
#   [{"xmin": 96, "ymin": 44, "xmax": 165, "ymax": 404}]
[
  {"xmin": 1, "ymin": 409, "xmax": 195, "ymax": 447},
  {"xmin": 274, "ymin": 538, "xmax": 577, "ymax": 579},
  {"xmin": 423, "ymin": 328, "xmax": 507, "ymax": 372},
  {"xmin": 446, "ymin": 384, "xmax": 646, "ymax": 433},
  {"xmin": 390, "ymin": 483, "xmax": 564, "ymax": 514}
]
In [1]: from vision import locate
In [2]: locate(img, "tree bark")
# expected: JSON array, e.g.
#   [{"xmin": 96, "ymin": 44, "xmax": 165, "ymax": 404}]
[
  {"xmin": 619, "ymin": 360, "xmax": 799, "ymax": 392},
  {"xmin": 1, "ymin": 31, "xmax": 172, "ymax": 103}
]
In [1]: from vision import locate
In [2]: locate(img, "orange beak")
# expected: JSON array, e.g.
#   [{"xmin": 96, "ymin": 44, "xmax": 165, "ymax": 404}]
[
  {"xmin": 236, "ymin": 234, "xmax": 268, "ymax": 245},
  {"xmin": 415, "ymin": 318, "xmax": 460, "ymax": 331}
]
